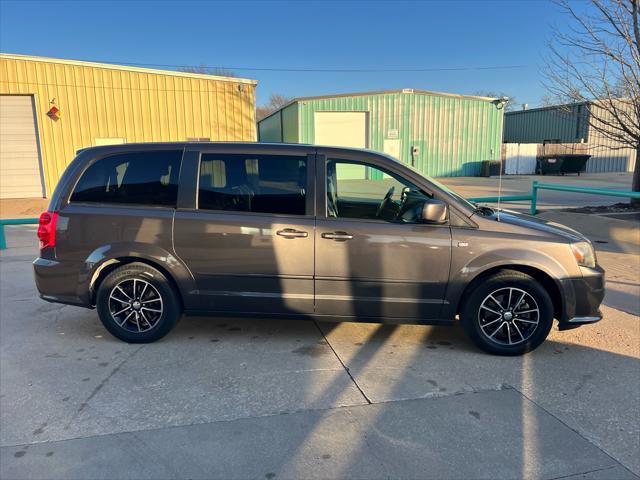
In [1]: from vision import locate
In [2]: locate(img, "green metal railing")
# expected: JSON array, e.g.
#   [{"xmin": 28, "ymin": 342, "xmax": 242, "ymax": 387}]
[
  {"xmin": 529, "ymin": 181, "xmax": 640, "ymax": 214},
  {"xmin": 467, "ymin": 194, "xmax": 533, "ymax": 203},
  {"xmin": 470, "ymin": 181, "xmax": 640, "ymax": 215},
  {"xmin": 0, "ymin": 218, "xmax": 39, "ymax": 250},
  {"xmin": 1, "ymin": 182, "xmax": 639, "ymax": 249}
]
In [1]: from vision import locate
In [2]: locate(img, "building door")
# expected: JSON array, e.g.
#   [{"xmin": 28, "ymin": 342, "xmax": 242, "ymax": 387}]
[{"xmin": 0, "ymin": 95, "xmax": 45, "ymax": 198}]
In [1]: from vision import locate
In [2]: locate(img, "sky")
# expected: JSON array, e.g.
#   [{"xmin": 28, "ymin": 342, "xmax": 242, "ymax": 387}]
[{"xmin": 0, "ymin": 0, "xmax": 569, "ymax": 107}]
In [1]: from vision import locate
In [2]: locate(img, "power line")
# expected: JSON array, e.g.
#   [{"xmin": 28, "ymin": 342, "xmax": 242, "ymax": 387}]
[{"xmin": 78, "ymin": 59, "xmax": 531, "ymax": 73}]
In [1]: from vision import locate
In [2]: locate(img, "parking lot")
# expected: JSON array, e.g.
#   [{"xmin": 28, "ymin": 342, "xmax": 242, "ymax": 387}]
[
  {"xmin": 443, "ymin": 172, "xmax": 636, "ymax": 211},
  {"xmin": 1, "ymin": 174, "xmax": 639, "ymax": 480}
]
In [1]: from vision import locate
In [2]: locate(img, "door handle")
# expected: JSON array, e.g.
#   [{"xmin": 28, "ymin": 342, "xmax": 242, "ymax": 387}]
[
  {"xmin": 276, "ymin": 228, "xmax": 308, "ymax": 239},
  {"xmin": 321, "ymin": 231, "xmax": 353, "ymax": 241}
]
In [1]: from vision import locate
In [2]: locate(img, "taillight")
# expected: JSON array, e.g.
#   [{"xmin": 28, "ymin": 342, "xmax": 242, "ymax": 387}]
[{"xmin": 37, "ymin": 211, "xmax": 58, "ymax": 250}]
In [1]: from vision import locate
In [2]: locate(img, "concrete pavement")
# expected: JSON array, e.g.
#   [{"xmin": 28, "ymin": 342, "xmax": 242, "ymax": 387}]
[
  {"xmin": 440, "ymin": 172, "xmax": 634, "ymax": 213},
  {"xmin": 2, "ymin": 389, "xmax": 635, "ymax": 480},
  {"xmin": 1, "ymin": 225, "xmax": 639, "ymax": 479}
]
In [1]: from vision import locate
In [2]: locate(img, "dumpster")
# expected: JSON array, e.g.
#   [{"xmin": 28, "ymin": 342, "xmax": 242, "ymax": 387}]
[
  {"xmin": 480, "ymin": 160, "xmax": 502, "ymax": 177},
  {"xmin": 536, "ymin": 154, "xmax": 591, "ymax": 176}
]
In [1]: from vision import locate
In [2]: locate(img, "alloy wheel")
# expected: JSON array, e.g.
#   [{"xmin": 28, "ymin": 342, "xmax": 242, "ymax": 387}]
[
  {"xmin": 108, "ymin": 278, "xmax": 163, "ymax": 333},
  {"xmin": 478, "ymin": 287, "xmax": 540, "ymax": 346}
]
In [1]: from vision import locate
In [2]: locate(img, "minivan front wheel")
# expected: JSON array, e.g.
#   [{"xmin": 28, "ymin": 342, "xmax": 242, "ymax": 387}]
[
  {"xmin": 460, "ymin": 270, "xmax": 554, "ymax": 355},
  {"xmin": 96, "ymin": 263, "xmax": 181, "ymax": 343}
]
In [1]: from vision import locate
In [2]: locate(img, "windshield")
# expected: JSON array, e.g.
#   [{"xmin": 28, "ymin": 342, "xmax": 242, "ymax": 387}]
[
  {"xmin": 393, "ymin": 158, "xmax": 477, "ymax": 212},
  {"xmin": 426, "ymin": 175, "xmax": 478, "ymax": 211}
]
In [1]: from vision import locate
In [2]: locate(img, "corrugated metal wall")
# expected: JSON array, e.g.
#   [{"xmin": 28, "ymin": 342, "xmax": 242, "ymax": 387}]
[
  {"xmin": 585, "ymin": 103, "xmax": 636, "ymax": 173},
  {"xmin": 406, "ymin": 93, "xmax": 503, "ymax": 177},
  {"xmin": 0, "ymin": 54, "xmax": 257, "ymax": 196},
  {"xmin": 279, "ymin": 91, "xmax": 503, "ymax": 177},
  {"xmin": 504, "ymin": 104, "xmax": 635, "ymax": 173},
  {"xmin": 504, "ymin": 105, "xmax": 588, "ymax": 144},
  {"xmin": 257, "ymin": 111, "xmax": 282, "ymax": 142},
  {"xmin": 585, "ymin": 141, "xmax": 636, "ymax": 173},
  {"xmin": 281, "ymin": 103, "xmax": 299, "ymax": 143}
]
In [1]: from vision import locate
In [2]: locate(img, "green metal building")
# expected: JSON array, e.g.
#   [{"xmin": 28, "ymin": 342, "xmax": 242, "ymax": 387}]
[
  {"xmin": 257, "ymin": 89, "xmax": 505, "ymax": 177},
  {"xmin": 504, "ymin": 103, "xmax": 589, "ymax": 144},
  {"xmin": 504, "ymin": 103, "xmax": 635, "ymax": 173}
]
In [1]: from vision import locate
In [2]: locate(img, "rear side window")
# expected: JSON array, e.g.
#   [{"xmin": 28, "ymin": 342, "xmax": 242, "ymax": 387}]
[
  {"xmin": 70, "ymin": 151, "xmax": 182, "ymax": 207},
  {"xmin": 198, "ymin": 154, "xmax": 307, "ymax": 215}
]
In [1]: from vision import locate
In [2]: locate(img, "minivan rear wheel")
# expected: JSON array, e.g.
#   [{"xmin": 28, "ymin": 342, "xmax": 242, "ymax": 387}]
[
  {"xmin": 460, "ymin": 270, "xmax": 554, "ymax": 355},
  {"xmin": 96, "ymin": 263, "xmax": 181, "ymax": 343}
]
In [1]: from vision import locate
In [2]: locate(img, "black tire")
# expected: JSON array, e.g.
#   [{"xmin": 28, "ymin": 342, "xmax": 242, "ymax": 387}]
[
  {"xmin": 460, "ymin": 270, "xmax": 554, "ymax": 356},
  {"xmin": 96, "ymin": 262, "xmax": 181, "ymax": 343}
]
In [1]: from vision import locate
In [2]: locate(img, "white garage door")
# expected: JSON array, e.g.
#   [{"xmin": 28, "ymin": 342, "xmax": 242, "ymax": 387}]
[
  {"xmin": 314, "ymin": 112, "xmax": 368, "ymax": 148},
  {"xmin": 0, "ymin": 95, "xmax": 45, "ymax": 199}
]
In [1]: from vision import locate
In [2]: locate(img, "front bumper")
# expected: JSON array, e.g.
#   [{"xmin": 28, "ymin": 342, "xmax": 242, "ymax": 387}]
[{"xmin": 557, "ymin": 264, "xmax": 605, "ymax": 331}]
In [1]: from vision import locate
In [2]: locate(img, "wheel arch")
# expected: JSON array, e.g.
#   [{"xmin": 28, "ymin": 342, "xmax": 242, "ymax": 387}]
[
  {"xmin": 454, "ymin": 265, "xmax": 564, "ymax": 321},
  {"xmin": 90, "ymin": 257, "xmax": 185, "ymax": 310}
]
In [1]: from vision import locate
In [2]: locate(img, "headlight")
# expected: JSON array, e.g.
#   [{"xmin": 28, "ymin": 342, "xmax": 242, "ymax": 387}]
[{"xmin": 571, "ymin": 241, "xmax": 596, "ymax": 268}]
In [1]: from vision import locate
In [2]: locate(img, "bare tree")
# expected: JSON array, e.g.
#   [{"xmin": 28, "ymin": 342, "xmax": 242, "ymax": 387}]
[
  {"xmin": 544, "ymin": 0, "xmax": 640, "ymax": 203},
  {"xmin": 539, "ymin": 94, "xmax": 556, "ymax": 107},
  {"xmin": 178, "ymin": 64, "xmax": 237, "ymax": 78},
  {"xmin": 256, "ymin": 93, "xmax": 293, "ymax": 121}
]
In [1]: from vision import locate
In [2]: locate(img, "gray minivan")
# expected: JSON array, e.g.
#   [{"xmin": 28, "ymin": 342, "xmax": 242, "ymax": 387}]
[{"xmin": 34, "ymin": 143, "xmax": 604, "ymax": 355}]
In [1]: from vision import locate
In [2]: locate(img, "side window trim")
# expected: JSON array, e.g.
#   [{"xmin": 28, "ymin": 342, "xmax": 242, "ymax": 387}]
[
  {"xmin": 315, "ymin": 152, "xmax": 327, "ymax": 219},
  {"xmin": 69, "ymin": 149, "xmax": 183, "ymax": 208},
  {"xmin": 320, "ymin": 156, "xmax": 433, "ymax": 224},
  {"xmin": 177, "ymin": 149, "xmax": 199, "ymax": 210},
  {"xmin": 305, "ymin": 152, "xmax": 316, "ymax": 217}
]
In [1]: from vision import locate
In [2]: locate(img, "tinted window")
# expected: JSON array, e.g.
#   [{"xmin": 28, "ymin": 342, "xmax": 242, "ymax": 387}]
[
  {"xmin": 199, "ymin": 154, "xmax": 307, "ymax": 215},
  {"xmin": 327, "ymin": 159, "xmax": 430, "ymax": 223},
  {"xmin": 71, "ymin": 151, "xmax": 181, "ymax": 206}
]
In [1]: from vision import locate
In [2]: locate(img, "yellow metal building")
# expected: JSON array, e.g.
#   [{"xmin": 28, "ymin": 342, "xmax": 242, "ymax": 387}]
[{"xmin": 0, "ymin": 53, "xmax": 257, "ymax": 198}]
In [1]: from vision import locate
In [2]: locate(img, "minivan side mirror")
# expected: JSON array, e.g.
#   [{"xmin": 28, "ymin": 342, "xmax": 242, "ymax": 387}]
[{"xmin": 420, "ymin": 199, "xmax": 448, "ymax": 224}]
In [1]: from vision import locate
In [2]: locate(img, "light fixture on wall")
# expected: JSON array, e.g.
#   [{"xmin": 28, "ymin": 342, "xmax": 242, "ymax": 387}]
[{"xmin": 494, "ymin": 96, "xmax": 510, "ymax": 110}]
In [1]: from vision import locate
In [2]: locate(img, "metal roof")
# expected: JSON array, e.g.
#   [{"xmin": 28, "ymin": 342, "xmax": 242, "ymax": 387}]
[
  {"xmin": 0, "ymin": 53, "xmax": 258, "ymax": 85},
  {"xmin": 258, "ymin": 88, "xmax": 500, "ymax": 123},
  {"xmin": 292, "ymin": 88, "xmax": 498, "ymax": 103},
  {"xmin": 505, "ymin": 101, "xmax": 590, "ymax": 116}
]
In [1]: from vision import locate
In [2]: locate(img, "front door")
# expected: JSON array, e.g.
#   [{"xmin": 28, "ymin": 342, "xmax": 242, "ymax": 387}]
[
  {"xmin": 174, "ymin": 149, "xmax": 315, "ymax": 315},
  {"xmin": 314, "ymin": 154, "xmax": 451, "ymax": 320}
]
